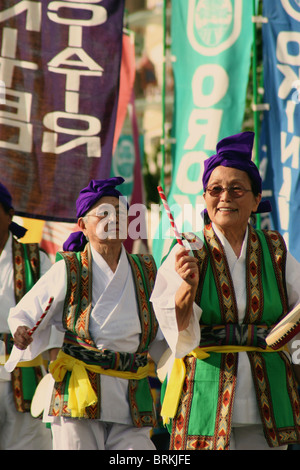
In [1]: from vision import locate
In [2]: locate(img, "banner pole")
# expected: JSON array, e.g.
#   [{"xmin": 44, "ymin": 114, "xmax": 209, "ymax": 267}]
[
  {"xmin": 160, "ymin": 0, "xmax": 167, "ymax": 192},
  {"xmin": 252, "ymin": 0, "xmax": 259, "ymax": 161},
  {"xmin": 252, "ymin": 0, "xmax": 261, "ymax": 228}
]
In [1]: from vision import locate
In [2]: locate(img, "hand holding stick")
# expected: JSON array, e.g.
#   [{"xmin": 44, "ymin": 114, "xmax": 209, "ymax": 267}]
[
  {"xmin": 13, "ymin": 296, "xmax": 54, "ymax": 350},
  {"xmin": 5, "ymin": 296, "xmax": 55, "ymax": 372},
  {"xmin": 157, "ymin": 186, "xmax": 196, "ymax": 280},
  {"xmin": 157, "ymin": 186, "xmax": 184, "ymax": 246},
  {"xmin": 28, "ymin": 296, "xmax": 54, "ymax": 336}
]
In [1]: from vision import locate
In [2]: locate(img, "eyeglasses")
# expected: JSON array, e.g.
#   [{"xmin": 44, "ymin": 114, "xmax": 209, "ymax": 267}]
[
  {"xmin": 205, "ymin": 185, "xmax": 253, "ymax": 198},
  {"xmin": 86, "ymin": 206, "xmax": 127, "ymax": 221}
]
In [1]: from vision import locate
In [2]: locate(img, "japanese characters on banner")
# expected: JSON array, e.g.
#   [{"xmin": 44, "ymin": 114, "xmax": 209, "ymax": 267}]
[
  {"xmin": 260, "ymin": 0, "xmax": 300, "ymax": 261},
  {"xmin": 0, "ymin": 0, "xmax": 125, "ymax": 222},
  {"xmin": 152, "ymin": 0, "xmax": 254, "ymax": 264}
]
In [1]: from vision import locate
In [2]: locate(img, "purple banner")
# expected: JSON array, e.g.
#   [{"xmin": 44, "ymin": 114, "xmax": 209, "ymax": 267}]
[{"xmin": 0, "ymin": 0, "xmax": 125, "ymax": 222}]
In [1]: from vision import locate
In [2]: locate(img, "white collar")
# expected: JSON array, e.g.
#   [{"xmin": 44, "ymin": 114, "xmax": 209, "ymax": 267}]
[
  {"xmin": 90, "ymin": 243, "xmax": 127, "ymax": 279},
  {"xmin": 212, "ymin": 223, "xmax": 248, "ymax": 262}
]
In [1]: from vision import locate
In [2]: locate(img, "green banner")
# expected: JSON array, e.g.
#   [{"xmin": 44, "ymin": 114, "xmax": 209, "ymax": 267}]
[
  {"xmin": 110, "ymin": 135, "xmax": 136, "ymax": 201},
  {"xmin": 152, "ymin": 0, "xmax": 254, "ymax": 264}
]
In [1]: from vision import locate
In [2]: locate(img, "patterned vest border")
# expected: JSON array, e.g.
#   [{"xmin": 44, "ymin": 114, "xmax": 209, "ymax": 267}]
[
  {"xmin": 49, "ymin": 244, "xmax": 158, "ymax": 427},
  {"xmin": 10, "ymin": 238, "xmax": 44, "ymax": 413},
  {"xmin": 169, "ymin": 224, "xmax": 300, "ymax": 450}
]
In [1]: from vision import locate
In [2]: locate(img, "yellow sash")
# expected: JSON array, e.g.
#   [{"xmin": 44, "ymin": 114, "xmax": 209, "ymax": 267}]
[
  {"xmin": 0, "ymin": 354, "xmax": 46, "ymax": 368},
  {"xmin": 161, "ymin": 345, "xmax": 287, "ymax": 425},
  {"xmin": 49, "ymin": 350, "xmax": 149, "ymax": 418}
]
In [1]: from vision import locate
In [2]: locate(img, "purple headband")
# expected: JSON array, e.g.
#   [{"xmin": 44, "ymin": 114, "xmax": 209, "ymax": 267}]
[
  {"xmin": 202, "ymin": 132, "xmax": 271, "ymax": 214},
  {"xmin": 63, "ymin": 177, "xmax": 126, "ymax": 251},
  {"xmin": 0, "ymin": 182, "xmax": 27, "ymax": 239},
  {"xmin": 75, "ymin": 177, "xmax": 126, "ymax": 219}
]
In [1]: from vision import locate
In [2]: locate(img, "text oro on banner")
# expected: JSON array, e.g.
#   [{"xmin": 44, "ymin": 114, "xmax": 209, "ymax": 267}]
[
  {"xmin": 260, "ymin": 0, "xmax": 300, "ymax": 261},
  {"xmin": 152, "ymin": 0, "xmax": 255, "ymax": 264},
  {"xmin": 0, "ymin": 0, "xmax": 125, "ymax": 222}
]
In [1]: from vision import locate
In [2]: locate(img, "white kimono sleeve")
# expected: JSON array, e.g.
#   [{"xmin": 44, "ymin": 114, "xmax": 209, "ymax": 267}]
[
  {"xmin": 150, "ymin": 243, "xmax": 202, "ymax": 359},
  {"xmin": 284, "ymin": 251, "xmax": 300, "ymax": 356},
  {"xmin": 39, "ymin": 250, "xmax": 64, "ymax": 353},
  {"xmin": 7, "ymin": 260, "xmax": 67, "ymax": 365}
]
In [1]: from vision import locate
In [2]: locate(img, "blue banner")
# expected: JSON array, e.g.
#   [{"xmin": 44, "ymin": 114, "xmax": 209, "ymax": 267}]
[{"xmin": 260, "ymin": 0, "xmax": 300, "ymax": 261}]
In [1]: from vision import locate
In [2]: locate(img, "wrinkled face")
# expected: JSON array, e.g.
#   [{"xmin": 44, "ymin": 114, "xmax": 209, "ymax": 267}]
[
  {"xmin": 79, "ymin": 196, "xmax": 128, "ymax": 245},
  {"xmin": 203, "ymin": 166, "xmax": 261, "ymax": 233}
]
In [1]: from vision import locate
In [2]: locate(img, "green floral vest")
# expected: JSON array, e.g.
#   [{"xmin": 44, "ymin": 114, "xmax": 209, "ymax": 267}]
[
  {"xmin": 169, "ymin": 224, "xmax": 300, "ymax": 450},
  {"xmin": 49, "ymin": 243, "xmax": 158, "ymax": 427}
]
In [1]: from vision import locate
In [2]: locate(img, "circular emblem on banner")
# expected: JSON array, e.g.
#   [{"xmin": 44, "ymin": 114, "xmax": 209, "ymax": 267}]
[
  {"xmin": 187, "ymin": 0, "xmax": 242, "ymax": 56},
  {"xmin": 194, "ymin": 0, "xmax": 233, "ymax": 47},
  {"xmin": 281, "ymin": 0, "xmax": 300, "ymax": 20}
]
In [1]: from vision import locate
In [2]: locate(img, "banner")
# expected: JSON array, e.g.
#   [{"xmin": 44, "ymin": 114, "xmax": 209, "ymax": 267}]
[
  {"xmin": 12, "ymin": 215, "xmax": 78, "ymax": 263},
  {"xmin": 0, "ymin": 0, "xmax": 125, "ymax": 222},
  {"xmin": 15, "ymin": 217, "xmax": 45, "ymax": 244},
  {"xmin": 124, "ymin": 94, "xmax": 148, "ymax": 253},
  {"xmin": 16, "ymin": 25, "xmax": 135, "ymax": 260},
  {"xmin": 152, "ymin": 0, "xmax": 254, "ymax": 264},
  {"xmin": 260, "ymin": 0, "xmax": 300, "ymax": 261},
  {"xmin": 110, "ymin": 94, "xmax": 147, "ymax": 254},
  {"xmin": 40, "ymin": 220, "xmax": 79, "ymax": 263},
  {"xmin": 112, "ymin": 31, "xmax": 136, "ymax": 153}
]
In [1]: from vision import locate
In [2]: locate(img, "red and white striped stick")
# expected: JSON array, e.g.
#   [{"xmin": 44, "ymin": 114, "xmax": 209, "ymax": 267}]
[
  {"xmin": 157, "ymin": 186, "xmax": 183, "ymax": 246},
  {"xmin": 28, "ymin": 297, "xmax": 54, "ymax": 336},
  {"xmin": 157, "ymin": 186, "xmax": 196, "ymax": 278}
]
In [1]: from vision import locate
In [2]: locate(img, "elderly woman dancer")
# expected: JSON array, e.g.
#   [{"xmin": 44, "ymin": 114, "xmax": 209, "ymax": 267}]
[
  {"xmin": 151, "ymin": 132, "xmax": 300, "ymax": 450},
  {"xmin": 8, "ymin": 177, "xmax": 166, "ymax": 451}
]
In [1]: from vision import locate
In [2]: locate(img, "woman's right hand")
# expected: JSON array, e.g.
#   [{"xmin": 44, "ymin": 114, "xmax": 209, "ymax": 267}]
[
  {"xmin": 175, "ymin": 246, "xmax": 199, "ymax": 287},
  {"xmin": 13, "ymin": 326, "xmax": 33, "ymax": 350}
]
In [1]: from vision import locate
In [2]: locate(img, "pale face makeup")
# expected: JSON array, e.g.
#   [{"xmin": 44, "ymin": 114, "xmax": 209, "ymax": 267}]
[
  {"xmin": 94, "ymin": 201, "xmax": 128, "ymax": 240},
  {"xmin": 80, "ymin": 195, "xmax": 129, "ymax": 244}
]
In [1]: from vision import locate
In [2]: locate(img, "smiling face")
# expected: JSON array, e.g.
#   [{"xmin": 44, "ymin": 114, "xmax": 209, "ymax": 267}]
[{"xmin": 203, "ymin": 166, "xmax": 261, "ymax": 237}]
